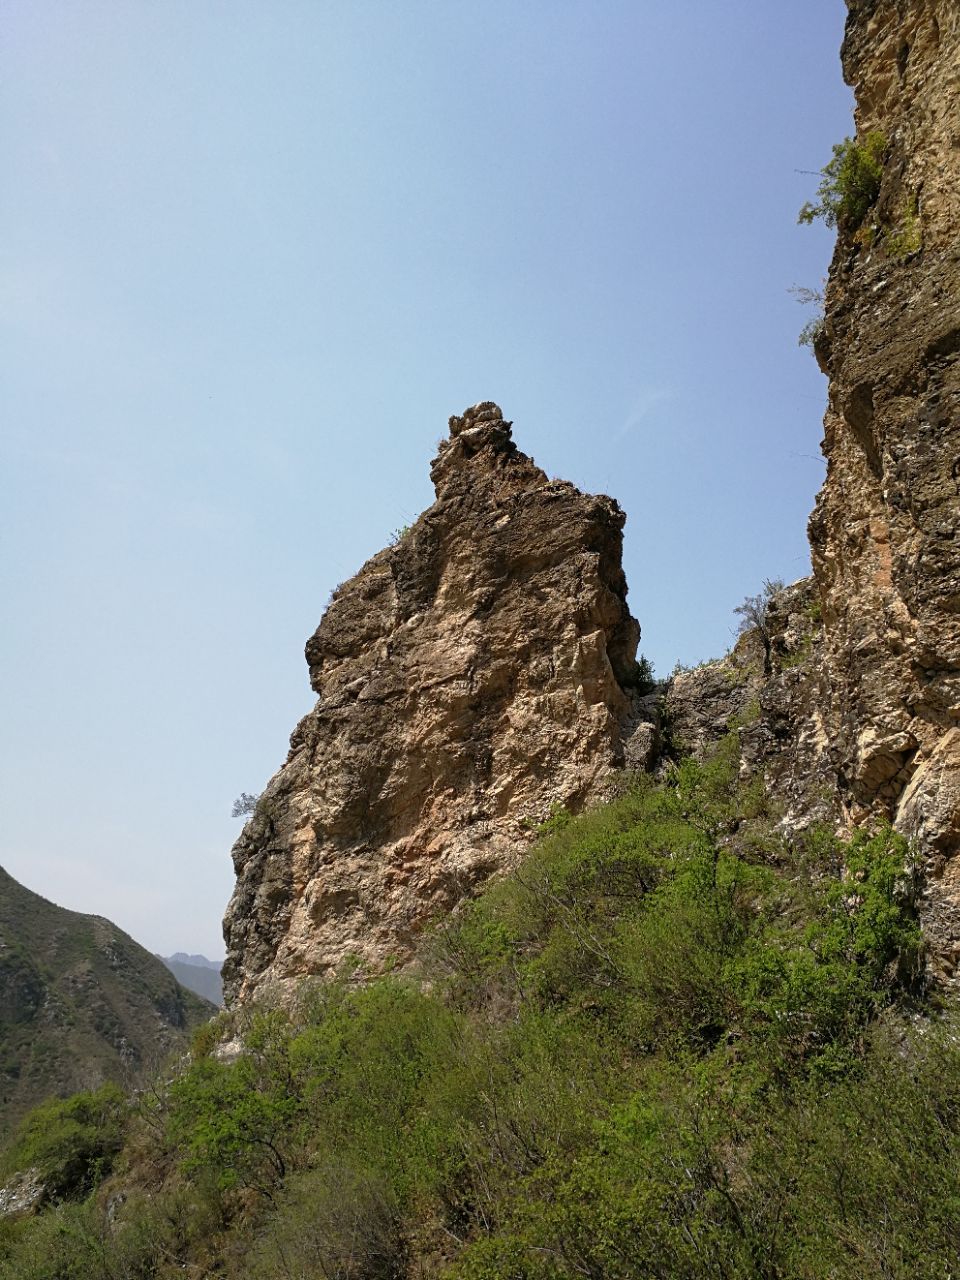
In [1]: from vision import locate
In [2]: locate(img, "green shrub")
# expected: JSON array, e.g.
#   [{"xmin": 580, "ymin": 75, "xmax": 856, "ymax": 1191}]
[
  {"xmin": 1, "ymin": 1083, "xmax": 127, "ymax": 1203},
  {"xmin": 3, "ymin": 736, "xmax": 947, "ymax": 1278},
  {"xmin": 799, "ymin": 131, "xmax": 886, "ymax": 230},
  {"xmin": 239, "ymin": 1165, "xmax": 406, "ymax": 1280}
]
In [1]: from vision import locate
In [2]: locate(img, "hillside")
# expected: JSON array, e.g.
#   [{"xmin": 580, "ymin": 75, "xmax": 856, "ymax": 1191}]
[
  {"xmin": 0, "ymin": 867, "xmax": 214, "ymax": 1137},
  {"xmin": 159, "ymin": 956, "xmax": 223, "ymax": 1007},
  {"xmin": 2, "ymin": 744, "xmax": 957, "ymax": 1276}
]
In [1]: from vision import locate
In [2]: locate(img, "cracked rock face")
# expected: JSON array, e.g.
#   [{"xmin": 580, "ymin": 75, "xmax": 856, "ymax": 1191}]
[
  {"xmin": 809, "ymin": 1, "xmax": 960, "ymax": 975},
  {"xmin": 222, "ymin": 404, "xmax": 649, "ymax": 1005}
]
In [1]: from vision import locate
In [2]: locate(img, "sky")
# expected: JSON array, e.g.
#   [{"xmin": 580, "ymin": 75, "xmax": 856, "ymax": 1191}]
[{"xmin": 1, "ymin": 1, "xmax": 852, "ymax": 959}]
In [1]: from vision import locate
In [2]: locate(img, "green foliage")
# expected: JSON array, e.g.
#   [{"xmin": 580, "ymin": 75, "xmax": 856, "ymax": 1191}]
[
  {"xmin": 790, "ymin": 282, "xmax": 826, "ymax": 353},
  {"xmin": 389, "ymin": 524, "xmax": 411, "ymax": 545},
  {"xmin": 1, "ymin": 1083, "xmax": 127, "ymax": 1203},
  {"xmin": 797, "ymin": 315, "xmax": 824, "ymax": 349},
  {"xmin": 2, "ymin": 739, "xmax": 948, "ymax": 1278},
  {"xmin": 240, "ymin": 1164, "xmax": 406, "ymax": 1279},
  {"xmin": 167, "ymin": 1011, "xmax": 300, "ymax": 1194},
  {"xmin": 231, "ymin": 791, "xmax": 260, "ymax": 818},
  {"xmin": 620, "ymin": 653, "xmax": 656, "ymax": 694},
  {"xmin": 799, "ymin": 131, "xmax": 886, "ymax": 230}
]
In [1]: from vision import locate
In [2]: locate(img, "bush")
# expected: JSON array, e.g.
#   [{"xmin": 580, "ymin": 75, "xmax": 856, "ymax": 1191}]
[
  {"xmin": 798, "ymin": 131, "xmax": 886, "ymax": 231},
  {"xmin": 2, "ymin": 1083, "xmax": 127, "ymax": 1204},
  {"xmin": 886, "ymin": 195, "xmax": 922, "ymax": 260},
  {"xmin": 1, "ymin": 737, "xmax": 947, "ymax": 1278},
  {"xmin": 239, "ymin": 1165, "xmax": 406, "ymax": 1280}
]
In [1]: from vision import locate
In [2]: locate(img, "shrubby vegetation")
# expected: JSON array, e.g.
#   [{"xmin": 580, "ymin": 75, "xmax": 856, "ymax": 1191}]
[
  {"xmin": 2, "ymin": 735, "xmax": 957, "ymax": 1278},
  {"xmin": 798, "ymin": 131, "xmax": 886, "ymax": 231},
  {"xmin": 0, "ymin": 1084, "xmax": 127, "ymax": 1206}
]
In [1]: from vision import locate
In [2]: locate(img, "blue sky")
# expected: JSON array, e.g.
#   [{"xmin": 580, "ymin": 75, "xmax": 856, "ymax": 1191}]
[{"xmin": 1, "ymin": 1, "xmax": 851, "ymax": 957}]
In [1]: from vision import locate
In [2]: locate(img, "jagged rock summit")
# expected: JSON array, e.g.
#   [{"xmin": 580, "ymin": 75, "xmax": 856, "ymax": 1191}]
[{"xmin": 223, "ymin": 403, "xmax": 654, "ymax": 1004}]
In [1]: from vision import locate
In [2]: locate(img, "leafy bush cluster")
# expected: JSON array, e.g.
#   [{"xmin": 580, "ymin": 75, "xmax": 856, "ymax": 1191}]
[
  {"xmin": 798, "ymin": 131, "xmax": 886, "ymax": 231},
  {"xmin": 0, "ymin": 1084, "xmax": 126, "ymax": 1206},
  {"xmin": 3, "ymin": 737, "xmax": 957, "ymax": 1278}
]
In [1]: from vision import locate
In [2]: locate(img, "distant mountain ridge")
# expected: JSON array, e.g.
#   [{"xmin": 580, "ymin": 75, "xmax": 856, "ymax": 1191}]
[
  {"xmin": 159, "ymin": 955, "xmax": 223, "ymax": 1006},
  {"xmin": 165, "ymin": 952, "xmax": 222, "ymax": 971},
  {"xmin": 0, "ymin": 866, "xmax": 214, "ymax": 1137}
]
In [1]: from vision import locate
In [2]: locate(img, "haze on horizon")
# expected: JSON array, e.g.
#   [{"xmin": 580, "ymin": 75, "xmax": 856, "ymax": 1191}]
[{"xmin": 1, "ymin": 1, "xmax": 852, "ymax": 958}]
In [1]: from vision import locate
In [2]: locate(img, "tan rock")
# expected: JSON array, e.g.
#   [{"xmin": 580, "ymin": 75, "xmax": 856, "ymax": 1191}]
[
  {"xmin": 808, "ymin": 0, "xmax": 960, "ymax": 963},
  {"xmin": 222, "ymin": 405, "xmax": 651, "ymax": 1004}
]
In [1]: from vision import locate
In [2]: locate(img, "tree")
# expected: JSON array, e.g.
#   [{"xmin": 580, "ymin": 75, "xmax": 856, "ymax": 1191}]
[
  {"xmin": 798, "ymin": 132, "xmax": 886, "ymax": 231},
  {"xmin": 231, "ymin": 792, "xmax": 259, "ymax": 818},
  {"xmin": 733, "ymin": 578, "xmax": 784, "ymax": 675}
]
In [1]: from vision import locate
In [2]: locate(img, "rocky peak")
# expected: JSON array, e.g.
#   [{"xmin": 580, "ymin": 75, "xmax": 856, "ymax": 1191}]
[{"xmin": 222, "ymin": 405, "xmax": 654, "ymax": 1005}]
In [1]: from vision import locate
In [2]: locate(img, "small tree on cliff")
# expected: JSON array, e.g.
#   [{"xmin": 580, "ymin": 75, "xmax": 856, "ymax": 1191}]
[
  {"xmin": 231, "ymin": 792, "xmax": 260, "ymax": 818},
  {"xmin": 798, "ymin": 132, "xmax": 886, "ymax": 231},
  {"xmin": 733, "ymin": 578, "xmax": 783, "ymax": 675}
]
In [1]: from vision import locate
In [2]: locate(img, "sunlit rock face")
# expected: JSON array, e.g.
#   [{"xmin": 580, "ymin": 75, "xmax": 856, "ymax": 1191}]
[
  {"xmin": 222, "ymin": 403, "xmax": 653, "ymax": 1004},
  {"xmin": 809, "ymin": 1, "xmax": 960, "ymax": 977}
]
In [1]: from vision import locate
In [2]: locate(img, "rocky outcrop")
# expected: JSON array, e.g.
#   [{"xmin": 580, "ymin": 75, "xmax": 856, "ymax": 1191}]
[
  {"xmin": 666, "ymin": 578, "xmax": 838, "ymax": 833},
  {"xmin": 808, "ymin": 1, "xmax": 960, "ymax": 975},
  {"xmin": 222, "ymin": 404, "xmax": 653, "ymax": 1004},
  {"xmin": 223, "ymin": 8, "xmax": 960, "ymax": 1001}
]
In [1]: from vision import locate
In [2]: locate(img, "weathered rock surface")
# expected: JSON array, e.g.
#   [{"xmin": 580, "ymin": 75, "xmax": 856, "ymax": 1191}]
[
  {"xmin": 808, "ymin": 1, "xmax": 960, "ymax": 975},
  {"xmin": 666, "ymin": 578, "xmax": 838, "ymax": 833},
  {"xmin": 222, "ymin": 404, "xmax": 652, "ymax": 1004},
  {"xmin": 223, "ymin": 5, "xmax": 960, "ymax": 1002}
]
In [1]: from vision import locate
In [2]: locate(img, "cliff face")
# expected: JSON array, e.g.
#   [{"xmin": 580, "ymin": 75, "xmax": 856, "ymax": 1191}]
[
  {"xmin": 666, "ymin": 577, "xmax": 838, "ymax": 835},
  {"xmin": 222, "ymin": 404, "xmax": 653, "ymax": 1004},
  {"xmin": 809, "ymin": 0, "xmax": 960, "ymax": 975}
]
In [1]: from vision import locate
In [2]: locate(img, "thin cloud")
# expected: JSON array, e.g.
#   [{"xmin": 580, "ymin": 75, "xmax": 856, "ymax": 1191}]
[{"xmin": 614, "ymin": 388, "xmax": 674, "ymax": 442}]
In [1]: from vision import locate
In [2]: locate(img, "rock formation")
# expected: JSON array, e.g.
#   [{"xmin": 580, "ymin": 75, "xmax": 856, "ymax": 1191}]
[
  {"xmin": 224, "ymin": 3, "xmax": 960, "ymax": 1002},
  {"xmin": 666, "ymin": 577, "xmax": 837, "ymax": 835},
  {"xmin": 222, "ymin": 404, "xmax": 654, "ymax": 1004},
  {"xmin": 807, "ymin": 0, "xmax": 960, "ymax": 977}
]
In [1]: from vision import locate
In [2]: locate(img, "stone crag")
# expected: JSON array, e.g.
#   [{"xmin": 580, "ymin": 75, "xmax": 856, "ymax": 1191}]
[
  {"xmin": 222, "ymin": 404, "xmax": 655, "ymax": 1005},
  {"xmin": 672, "ymin": 0, "xmax": 960, "ymax": 976},
  {"xmin": 808, "ymin": 0, "xmax": 960, "ymax": 978},
  {"xmin": 224, "ymin": 1, "xmax": 960, "ymax": 1002}
]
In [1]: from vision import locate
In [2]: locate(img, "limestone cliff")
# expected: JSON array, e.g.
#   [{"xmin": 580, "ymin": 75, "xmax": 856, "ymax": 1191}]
[
  {"xmin": 806, "ymin": 0, "xmax": 960, "ymax": 976},
  {"xmin": 222, "ymin": 404, "xmax": 653, "ymax": 1004}
]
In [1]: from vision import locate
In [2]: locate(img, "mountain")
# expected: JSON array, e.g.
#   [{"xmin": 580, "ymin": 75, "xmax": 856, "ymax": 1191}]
[
  {"xmin": 0, "ymin": 866, "xmax": 214, "ymax": 1137},
  {"xmin": 159, "ymin": 955, "xmax": 223, "ymax": 1006},
  {"xmin": 165, "ymin": 953, "xmax": 222, "ymax": 971},
  {"xmin": 3, "ymin": 4, "xmax": 960, "ymax": 1275}
]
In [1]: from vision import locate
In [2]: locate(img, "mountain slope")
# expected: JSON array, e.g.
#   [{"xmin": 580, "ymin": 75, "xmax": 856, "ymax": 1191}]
[
  {"xmin": 0, "ymin": 866, "xmax": 214, "ymax": 1137},
  {"xmin": 159, "ymin": 956, "xmax": 223, "ymax": 1006}
]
